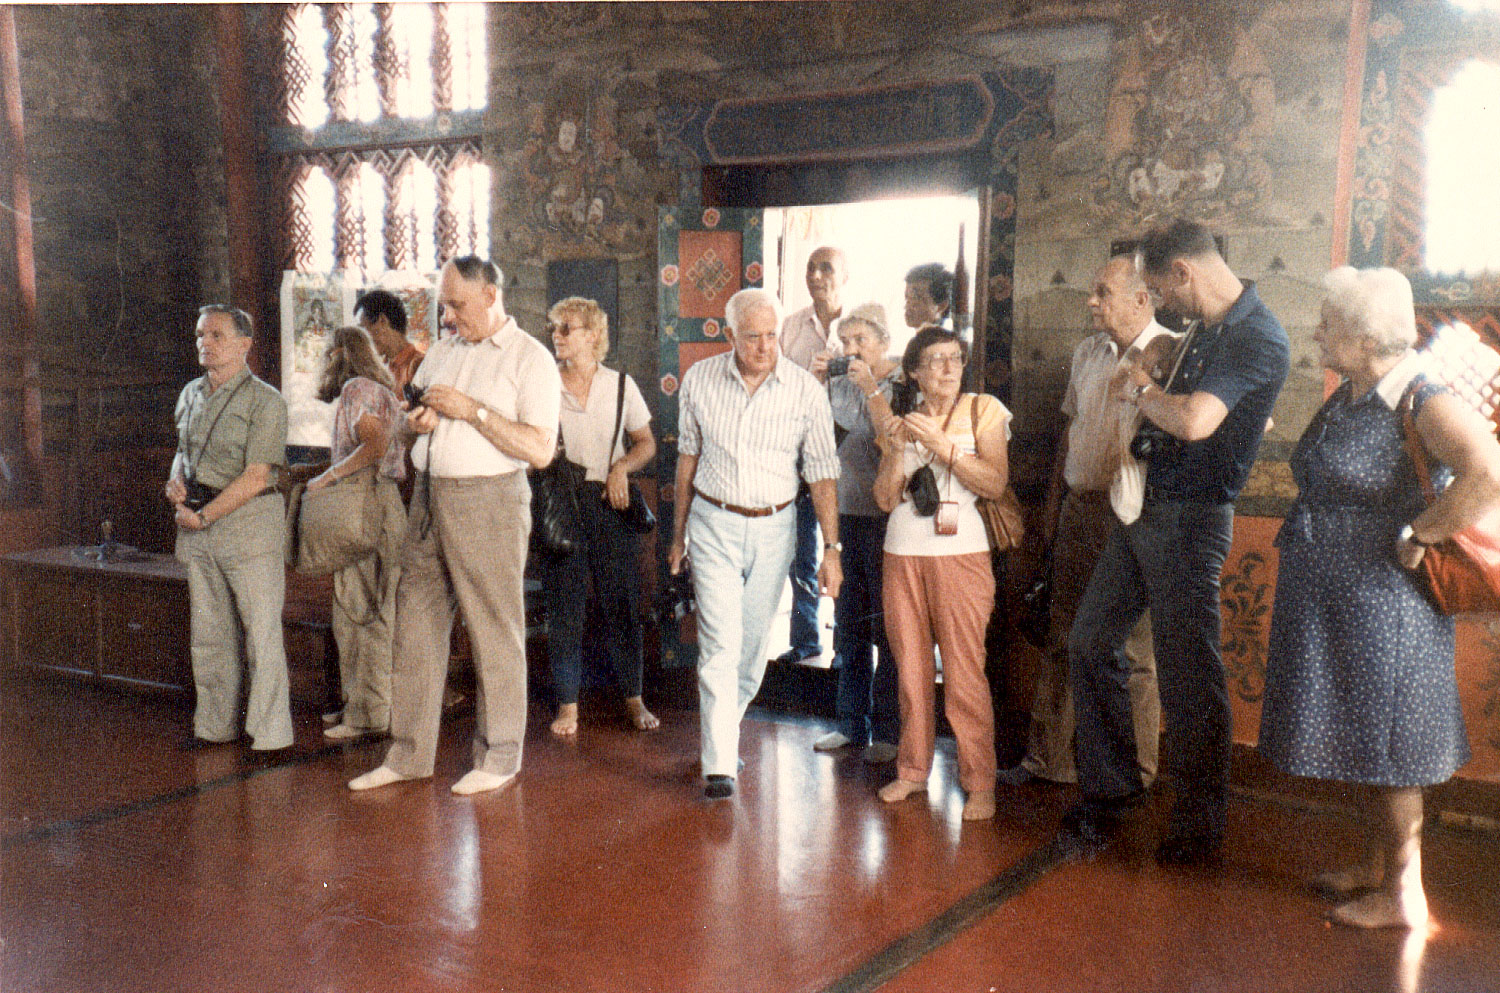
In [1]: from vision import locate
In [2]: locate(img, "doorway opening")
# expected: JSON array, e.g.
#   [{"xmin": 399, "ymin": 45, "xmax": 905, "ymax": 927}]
[{"xmin": 765, "ymin": 194, "xmax": 980, "ymax": 360}]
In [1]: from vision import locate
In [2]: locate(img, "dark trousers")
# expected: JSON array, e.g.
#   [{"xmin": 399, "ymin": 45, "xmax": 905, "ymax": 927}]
[
  {"xmin": 832, "ymin": 514, "xmax": 898, "ymax": 745},
  {"xmin": 1068, "ymin": 500, "xmax": 1234, "ymax": 839},
  {"xmin": 542, "ymin": 490, "xmax": 645, "ymax": 705},
  {"xmin": 788, "ymin": 485, "xmax": 822, "ymax": 657}
]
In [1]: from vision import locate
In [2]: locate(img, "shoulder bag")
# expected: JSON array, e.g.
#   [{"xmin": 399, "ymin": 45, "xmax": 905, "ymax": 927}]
[
  {"xmin": 970, "ymin": 394, "xmax": 1025, "ymax": 553},
  {"xmin": 1400, "ymin": 386, "xmax": 1500, "ymax": 615},
  {"xmin": 530, "ymin": 429, "xmax": 588, "ymax": 556},
  {"xmin": 286, "ymin": 465, "xmax": 383, "ymax": 576},
  {"xmin": 604, "ymin": 371, "xmax": 656, "ymax": 535}
]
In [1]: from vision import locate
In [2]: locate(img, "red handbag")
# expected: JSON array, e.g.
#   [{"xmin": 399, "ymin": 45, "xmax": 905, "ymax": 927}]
[{"xmin": 1399, "ymin": 391, "xmax": 1500, "ymax": 615}]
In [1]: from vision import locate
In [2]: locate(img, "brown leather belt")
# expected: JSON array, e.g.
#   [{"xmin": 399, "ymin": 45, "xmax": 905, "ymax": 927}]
[{"xmin": 693, "ymin": 488, "xmax": 793, "ymax": 518}]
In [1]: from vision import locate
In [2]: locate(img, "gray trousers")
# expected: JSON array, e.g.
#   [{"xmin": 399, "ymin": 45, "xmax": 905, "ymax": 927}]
[
  {"xmin": 383, "ymin": 472, "xmax": 530, "ymax": 779},
  {"xmin": 330, "ymin": 478, "xmax": 406, "ymax": 730},
  {"xmin": 175, "ymin": 492, "xmax": 293, "ymax": 750}
]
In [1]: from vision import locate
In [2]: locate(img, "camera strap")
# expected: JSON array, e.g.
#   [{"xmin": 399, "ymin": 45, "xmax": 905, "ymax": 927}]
[{"xmin": 183, "ymin": 373, "xmax": 251, "ymax": 482}]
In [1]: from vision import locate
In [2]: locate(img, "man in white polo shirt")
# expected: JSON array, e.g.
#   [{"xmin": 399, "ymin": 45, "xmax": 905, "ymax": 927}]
[
  {"xmin": 670, "ymin": 287, "xmax": 843, "ymax": 799},
  {"xmin": 350, "ymin": 256, "xmax": 561, "ymax": 796}
]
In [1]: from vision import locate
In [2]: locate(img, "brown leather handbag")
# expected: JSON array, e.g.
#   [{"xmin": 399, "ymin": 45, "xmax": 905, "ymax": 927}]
[
  {"xmin": 1400, "ymin": 390, "xmax": 1500, "ymax": 615},
  {"xmin": 970, "ymin": 394, "xmax": 1025, "ymax": 553}
]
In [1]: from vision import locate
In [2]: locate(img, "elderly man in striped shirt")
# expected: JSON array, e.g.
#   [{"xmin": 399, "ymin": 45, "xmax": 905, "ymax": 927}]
[{"xmin": 670, "ymin": 287, "xmax": 843, "ymax": 799}]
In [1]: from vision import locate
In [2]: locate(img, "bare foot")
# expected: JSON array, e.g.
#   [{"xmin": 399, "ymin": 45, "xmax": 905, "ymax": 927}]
[
  {"xmin": 551, "ymin": 703, "xmax": 579, "ymax": 737},
  {"xmin": 1311, "ymin": 865, "xmax": 1383, "ymax": 900},
  {"xmin": 962, "ymin": 789, "xmax": 996, "ymax": 821},
  {"xmin": 879, "ymin": 779, "xmax": 926, "ymax": 804},
  {"xmin": 625, "ymin": 696, "xmax": 659, "ymax": 731},
  {"xmin": 1331, "ymin": 890, "xmax": 1429, "ymax": 930}
]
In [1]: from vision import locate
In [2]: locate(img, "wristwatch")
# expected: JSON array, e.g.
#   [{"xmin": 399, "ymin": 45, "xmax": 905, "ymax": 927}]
[
  {"xmin": 824, "ymin": 541, "xmax": 842, "ymax": 553},
  {"xmin": 1130, "ymin": 381, "xmax": 1151, "ymax": 402},
  {"xmin": 1398, "ymin": 524, "xmax": 1430, "ymax": 548}
]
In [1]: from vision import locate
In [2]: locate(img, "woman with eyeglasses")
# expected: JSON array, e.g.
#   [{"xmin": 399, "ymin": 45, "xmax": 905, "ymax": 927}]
[
  {"xmin": 309, "ymin": 325, "xmax": 408, "ymax": 740},
  {"xmin": 872, "ymin": 325, "xmax": 1012, "ymax": 820},
  {"xmin": 543, "ymin": 297, "xmax": 659, "ymax": 737}
]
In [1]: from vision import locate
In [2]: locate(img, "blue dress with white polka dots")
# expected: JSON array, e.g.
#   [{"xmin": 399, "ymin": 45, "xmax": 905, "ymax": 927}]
[{"xmin": 1258, "ymin": 377, "xmax": 1470, "ymax": 786}]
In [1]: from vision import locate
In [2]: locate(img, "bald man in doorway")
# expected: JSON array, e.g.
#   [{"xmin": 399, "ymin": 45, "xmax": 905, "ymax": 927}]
[{"xmin": 776, "ymin": 246, "xmax": 847, "ymax": 666}]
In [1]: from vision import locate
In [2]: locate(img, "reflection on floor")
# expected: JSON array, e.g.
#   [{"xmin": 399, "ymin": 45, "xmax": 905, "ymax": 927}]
[{"xmin": 2, "ymin": 668, "xmax": 1497, "ymax": 993}]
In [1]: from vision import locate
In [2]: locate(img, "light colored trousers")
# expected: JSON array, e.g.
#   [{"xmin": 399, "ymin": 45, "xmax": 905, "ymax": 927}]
[
  {"xmin": 1022, "ymin": 489, "xmax": 1159, "ymax": 784},
  {"xmin": 175, "ymin": 492, "xmax": 293, "ymax": 750},
  {"xmin": 688, "ymin": 498, "xmax": 796, "ymax": 779},
  {"xmin": 883, "ymin": 551, "xmax": 996, "ymax": 793},
  {"xmin": 330, "ymin": 477, "xmax": 406, "ymax": 731},
  {"xmin": 383, "ymin": 472, "xmax": 529, "ymax": 779}
]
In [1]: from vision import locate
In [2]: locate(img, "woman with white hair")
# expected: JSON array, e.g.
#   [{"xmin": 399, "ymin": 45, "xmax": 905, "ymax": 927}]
[
  {"xmin": 809, "ymin": 302, "xmax": 903, "ymax": 762},
  {"xmin": 1259, "ymin": 266, "xmax": 1500, "ymax": 929},
  {"xmin": 541, "ymin": 296, "xmax": 659, "ymax": 737}
]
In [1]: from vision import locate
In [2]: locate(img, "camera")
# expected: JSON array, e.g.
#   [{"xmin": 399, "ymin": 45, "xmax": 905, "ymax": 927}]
[
  {"xmin": 403, "ymin": 382, "xmax": 425, "ymax": 408},
  {"xmin": 182, "ymin": 477, "xmax": 221, "ymax": 511},
  {"xmin": 1129, "ymin": 423, "xmax": 1174, "ymax": 462},
  {"xmin": 906, "ymin": 464, "xmax": 940, "ymax": 516},
  {"xmin": 889, "ymin": 376, "xmax": 918, "ymax": 416},
  {"xmin": 826, "ymin": 356, "xmax": 851, "ymax": 378}
]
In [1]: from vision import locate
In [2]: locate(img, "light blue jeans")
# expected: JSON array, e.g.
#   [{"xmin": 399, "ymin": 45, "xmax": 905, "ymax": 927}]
[{"xmin": 688, "ymin": 497, "xmax": 797, "ymax": 779}]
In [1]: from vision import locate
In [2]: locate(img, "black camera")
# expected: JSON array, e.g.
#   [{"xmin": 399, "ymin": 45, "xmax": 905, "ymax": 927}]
[
  {"xmin": 403, "ymin": 382, "xmax": 425, "ymax": 408},
  {"xmin": 889, "ymin": 376, "xmax": 918, "ymax": 417},
  {"xmin": 1129, "ymin": 423, "xmax": 1174, "ymax": 462},
  {"xmin": 659, "ymin": 561, "xmax": 696, "ymax": 623},
  {"xmin": 906, "ymin": 464, "xmax": 940, "ymax": 516},
  {"xmin": 182, "ymin": 478, "xmax": 220, "ymax": 511},
  {"xmin": 826, "ymin": 356, "xmax": 851, "ymax": 377}
]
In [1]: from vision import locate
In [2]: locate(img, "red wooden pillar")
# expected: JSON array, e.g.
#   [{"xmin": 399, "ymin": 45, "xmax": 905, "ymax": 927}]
[{"xmin": 212, "ymin": 5, "xmax": 275, "ymax": 383}]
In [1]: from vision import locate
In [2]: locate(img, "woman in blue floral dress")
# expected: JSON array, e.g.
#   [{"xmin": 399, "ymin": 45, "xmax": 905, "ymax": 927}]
[{"xmin": 1260, "ymin": 267, "xmax": 1500, "ymax": 929}]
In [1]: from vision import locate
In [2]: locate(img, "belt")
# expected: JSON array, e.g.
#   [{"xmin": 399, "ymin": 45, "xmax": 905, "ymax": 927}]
[{"xmin": 693, "ymin": 488, "xmax": 793, "ymax": 518}]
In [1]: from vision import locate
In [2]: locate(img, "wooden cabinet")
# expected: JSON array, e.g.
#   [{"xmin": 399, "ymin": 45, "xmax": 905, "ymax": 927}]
[{"xmin": 1, "ymin": 547, "xmax": 191, "ymax": 692}]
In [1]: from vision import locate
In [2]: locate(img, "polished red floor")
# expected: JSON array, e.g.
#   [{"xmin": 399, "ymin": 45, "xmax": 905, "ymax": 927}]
[{"xmin": 3, "ymin": 668, "xmax": 1497, "ymax": 993}]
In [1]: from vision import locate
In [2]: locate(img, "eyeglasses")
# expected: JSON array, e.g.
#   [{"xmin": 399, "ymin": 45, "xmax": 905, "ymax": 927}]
[
  {"xmin": 920, "ymin": 352, "xmax": 965, "ymax": 370},
  {"xmin": 551, "ymin": 324, "xmax": 587, "ymax": 337}
]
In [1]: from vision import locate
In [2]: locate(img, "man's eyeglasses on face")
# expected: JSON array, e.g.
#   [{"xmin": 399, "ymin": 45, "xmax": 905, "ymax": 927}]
[{"xmin": 921, "ymin": 353, "xmax": 965, "ymax": 370}]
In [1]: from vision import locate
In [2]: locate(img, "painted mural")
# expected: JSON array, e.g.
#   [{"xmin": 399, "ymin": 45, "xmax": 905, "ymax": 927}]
[{"xmin": 1092, "ymin": 11, "xmax": 1275, "ymax": 227}]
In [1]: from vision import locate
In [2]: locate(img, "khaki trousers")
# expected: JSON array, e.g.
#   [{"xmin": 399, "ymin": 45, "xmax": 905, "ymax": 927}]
[
  {"xmin": 1023, "ymin": 489, "xmax": 1159, "ymax": 783},
  {"xmin": 330, "ymin": 478, "xmax": 406, "ymax": 730},
  {"xmin": 883, "ymin": 551, "xmax": 996, "ymax": 793},
  {"xmin": 383, "ymin": 472, "xmax": 530, "ymax": 779},
  {"xmin": 175, "ymin": 492, "xmax": 292, "ymax": 750}
]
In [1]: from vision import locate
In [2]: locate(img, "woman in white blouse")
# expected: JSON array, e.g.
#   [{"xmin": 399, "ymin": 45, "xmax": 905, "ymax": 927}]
[
  {"xmin": 872, "ymin": 325, "xmax": 1012, "ymax": 821},
  {"xmin": 544, "ymin": 297, "xmax": 659, "ymax": 736}
]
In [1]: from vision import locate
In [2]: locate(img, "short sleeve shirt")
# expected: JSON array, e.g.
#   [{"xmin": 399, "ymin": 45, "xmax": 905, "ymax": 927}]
[
  {"xmin": 829, "ymin": 367, "xmax": 899, "ymax": 517},
  {"xmin": 174, "ymin": 366, "xmax": 287, "ymax": 489},
  {"xmin": 331, "ymin": 376, "xmax": 406, "ymax": 481},
  {"xmin": 559, "ymin": 366, "xmax": 653, "ymax": 482},
  {"xmin": 884, "ymin": 393, "xmax": 1011, "ymax": 557},
  {"xmin": 780, "ymin": 305, "xmax": 842, "ymax": 371},
  {"xmin": 1147, "ymin": 283, "xmax": 1290, "ymax": 503}
]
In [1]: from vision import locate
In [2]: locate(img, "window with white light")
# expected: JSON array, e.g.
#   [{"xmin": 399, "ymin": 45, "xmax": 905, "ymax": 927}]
[
  {"xmin": 274, "ymin": 2, "xmax": 490, "ymax": 274},
  {"xmin": 1424, "ymin": 59, "xmax": 1500, "ymax": 276}
]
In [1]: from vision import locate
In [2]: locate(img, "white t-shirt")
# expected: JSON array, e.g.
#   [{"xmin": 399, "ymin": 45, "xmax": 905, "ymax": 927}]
[
  {"xmin": 559, "ymin": 366, "xmax": 652, "ymax": 482},
  {"xmin": 884, "ymin": 393, "xmax": 1011, "ymax": 557}
]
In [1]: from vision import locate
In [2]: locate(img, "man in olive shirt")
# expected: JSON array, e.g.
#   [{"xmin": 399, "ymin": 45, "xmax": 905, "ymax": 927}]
[{"xmin": 165, "ymin": 305, "xmax": 292, "ymax": 751}]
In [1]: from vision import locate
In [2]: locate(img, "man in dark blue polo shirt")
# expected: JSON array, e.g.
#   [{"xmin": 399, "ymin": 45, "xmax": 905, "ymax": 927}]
[{"xmin": 1062, "ymin": 220, "xmax": 1290, "ymax": 865}]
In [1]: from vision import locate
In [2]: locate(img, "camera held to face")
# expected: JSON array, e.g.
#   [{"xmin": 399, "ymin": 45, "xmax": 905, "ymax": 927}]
[{"xmin": 825, "ymin": 356, "xmax": 851, "ymax": 378}]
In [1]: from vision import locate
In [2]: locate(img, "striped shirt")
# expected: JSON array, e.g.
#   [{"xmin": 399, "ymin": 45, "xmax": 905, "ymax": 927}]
[{"xmin": 678, "ymin": 350, "xmax": 840, "ymax": 508}]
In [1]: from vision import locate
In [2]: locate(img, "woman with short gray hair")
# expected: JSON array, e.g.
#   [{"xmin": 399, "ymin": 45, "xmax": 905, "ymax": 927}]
[
  {"xmin": 811, "ymin": 303, "xmax": 903, "ymax": 762},
  {"xmin": 1259, "ymin": 266, "xmax": 1500, "ymax": 929}
]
